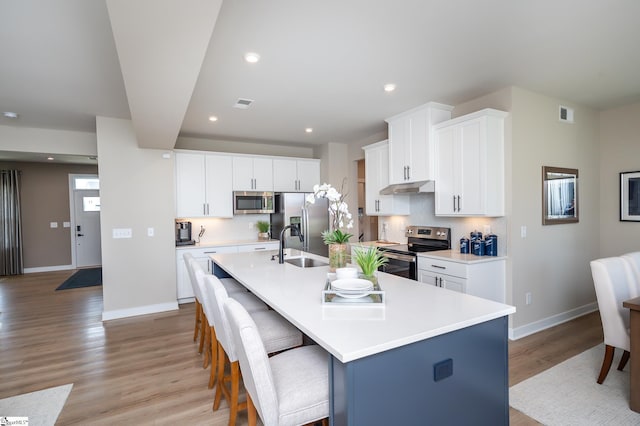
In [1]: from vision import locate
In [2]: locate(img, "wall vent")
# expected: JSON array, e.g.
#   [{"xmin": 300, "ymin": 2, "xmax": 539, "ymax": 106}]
[
  {"xmin": 559, "ymin": 105, "xmax": 574, "ymax": 123},
  {"xmin": 233, "ymin": 98, "xmax": 254, "ymax": 109}
]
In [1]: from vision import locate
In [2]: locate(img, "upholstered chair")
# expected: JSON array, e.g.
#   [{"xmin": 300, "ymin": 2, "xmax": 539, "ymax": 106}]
[
  {"xmin": 205, "ymin": 275, "xmax": 303, "ymax": 425},
  {"xmin": 191, "ymin": 259, "xmax": 268, "ymax": 385},
  {"xmin": 622, "ymin": 251, "xmax": 640, "ymax": 295},
  {"xmin": 590, "ymin": 257, "xmax": 639, "ymax": 384},
  {"xmin": 224, "ymin": 298, "xmax": 329, "ymax": 426}
]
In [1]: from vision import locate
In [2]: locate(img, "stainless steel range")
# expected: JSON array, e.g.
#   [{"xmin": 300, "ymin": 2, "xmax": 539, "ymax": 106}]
[{"xmin": 378, "ymin": 225, "xmax": 451, "ymax": 280}]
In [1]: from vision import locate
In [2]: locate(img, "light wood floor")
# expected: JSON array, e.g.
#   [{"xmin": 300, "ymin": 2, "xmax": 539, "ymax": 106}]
[{"xmin": 0, "ymin": 270, "xmax": 603, "ymax": 425}]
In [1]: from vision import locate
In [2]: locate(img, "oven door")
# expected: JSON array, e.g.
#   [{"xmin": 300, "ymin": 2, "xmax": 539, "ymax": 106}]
[{"xmin": 379, "ymin": 251, "xmax": 417, "ymax": 280}]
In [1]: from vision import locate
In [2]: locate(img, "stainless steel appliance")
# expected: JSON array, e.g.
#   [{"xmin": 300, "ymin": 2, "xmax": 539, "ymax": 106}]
[
  {"xmin": 270, "ymin": 193, "xmax": 330, "ymax": 257},
  {"xmin": 233, "ymin": 191, "xmax": 275, "ymax": 214},
  {"xmin": 176, "ymin": 221, "xmax": 195, "ymax": 246},
  {"xmin": 378, "ymin": 225, "xmax": 451, "ymax": 280}
]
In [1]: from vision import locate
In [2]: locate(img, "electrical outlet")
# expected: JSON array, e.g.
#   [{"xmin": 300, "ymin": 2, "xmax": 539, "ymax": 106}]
[
  {"xmin": 147, "ymin": 227, "xmax": 154, "ymax": 237},
  {"xmin": 521, "ymin": 225, "xmax": 527, "ymax": 238},
  {"xmin": 249, "ymin": 222, "xmax": 254, "ymax": 230},
  {"xmin": 483, "ymin": 224, "xmax": 491, "ymax": 235},
  {"xmin": 525, "ymin": 292, "xmax": 532, "ymax": 305}
]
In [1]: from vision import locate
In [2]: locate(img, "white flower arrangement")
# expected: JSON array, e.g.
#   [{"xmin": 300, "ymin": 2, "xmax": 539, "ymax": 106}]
[{"xmin": 306, "ymin": 181, "xmax": 354, "ymax": 244}]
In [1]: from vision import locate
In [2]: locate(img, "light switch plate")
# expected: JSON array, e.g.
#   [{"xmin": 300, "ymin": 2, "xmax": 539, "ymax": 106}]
[
  {"xmin": 63, "ymin": 222, "xmax": 71, "ymax": 228},
  {"xmin": 147, "ymin": 227, "xmax": 154, "ymax": 237},
  {"xmin": 50, "ymin": 222, "xmax": 58, "ymax": 228},
  {"xmin": 112, "ymin": 228, "xmax": 132, "ymax": 239}
]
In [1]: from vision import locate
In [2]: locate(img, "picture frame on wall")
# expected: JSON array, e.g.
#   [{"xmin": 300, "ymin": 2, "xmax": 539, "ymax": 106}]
[{"xmin": 620, "ymin": 171, "xmax": 640, "ymax": 221}]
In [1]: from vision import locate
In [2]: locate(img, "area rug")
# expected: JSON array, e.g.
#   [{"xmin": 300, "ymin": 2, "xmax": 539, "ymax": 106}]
[
  {"xmin": 55, "ymin": 267, "xmax": 102, "ymax": 290},
  {"xmin": 0, "ymin": 383, "xmax": 73, "ymax": 426},
  {"xmin": 510, "ymin": 344, "xmax": 640, "ymax": 425}
]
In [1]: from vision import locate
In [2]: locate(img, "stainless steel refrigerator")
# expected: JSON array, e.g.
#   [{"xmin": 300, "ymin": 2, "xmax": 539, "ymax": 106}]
[{"xmin": 270, "ymin": 193, "xmax": 329, "ymax": 257}]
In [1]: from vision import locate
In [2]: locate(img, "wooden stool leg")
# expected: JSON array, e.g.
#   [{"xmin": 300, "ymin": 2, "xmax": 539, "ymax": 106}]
[
  {"xmin": 247, "ymin": 394, "xmax": 258, "ymax": 426},
  {"xmin": 203, "ymin": 326, "xmax": 211, "ymax": 368},
  {"xmin": 213, "ymin": 342, "xmax": 226, "ymax": 411},
  {"xmin": 618, "ymin": 349, "xmax": 631, "ymax": 371},
  {"xmin": 208, "ymin": 326, "xmax": 218, "ymax": 389},
  {"xmin": 193, "ymin": 301, "xmax": 202, "ymax": 342},
  {"xmin": 597, "ymin": 344, "xmax": 615, "ymax": 384},
  {"xmin": 198, "ymin": 311, "xmax": 207, "ymax": 354},
  {"xmin": 228, "ymin": 361, "xmax": 241, "ymax": 426}
]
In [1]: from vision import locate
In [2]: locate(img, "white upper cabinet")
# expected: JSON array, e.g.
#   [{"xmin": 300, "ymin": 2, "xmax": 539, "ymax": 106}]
[
  {"xmin": 433, "ymin": 109, "xmax": 508, "ymax": 217},
  {"xmin": 363, "ymin": 140, "xmax": 410, "ymax": 216},
  {"xmin": 386, "ymin": 102, "xmax": 453, "ymax": 185},
  {"xmin": 175, "ymin": 152, "xmax": 233, "ymax": 217},
  {"xmin": 273, "ymin": 158, "xmax": 320, "ymax": 192},
  {"xmin": 233, "ymin": 156, "xmax": 273, "ymax": 191}
]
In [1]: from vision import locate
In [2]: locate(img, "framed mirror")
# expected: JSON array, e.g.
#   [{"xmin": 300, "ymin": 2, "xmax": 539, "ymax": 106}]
[{"xmin": 542, "ymin": 166, "xmax": 578, "ymax": 225}]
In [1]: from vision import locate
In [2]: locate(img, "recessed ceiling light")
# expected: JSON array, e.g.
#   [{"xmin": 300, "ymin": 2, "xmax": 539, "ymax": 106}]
[
  {"xmin": 383, "ymin": 84, "xmax": 396, "ymax": 92},
  {"xmin": 305, "ymin": 128, "xmax": 313, "ymax": 133},
  {"xmin": 208, "ymin": 115, "xmax": 218, "ymax": 122},
  {"xmin": 244, "ymin": 52, "xmax": 260, "ymax": 63},
  {"xmin": 3, "ymin": 111, "xmax": 18, "ymax": 119}
]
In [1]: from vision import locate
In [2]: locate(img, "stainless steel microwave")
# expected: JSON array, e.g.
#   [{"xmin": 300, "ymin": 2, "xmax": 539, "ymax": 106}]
[{"xmin": 233, "ymin": 191, "xmax": 275, "ymax": 214}]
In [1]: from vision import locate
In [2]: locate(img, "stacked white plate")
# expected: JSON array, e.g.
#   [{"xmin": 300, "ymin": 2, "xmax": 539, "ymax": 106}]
[{"xmin": 331, "ymin": 278, "xmax": 373, "ymax": 298}]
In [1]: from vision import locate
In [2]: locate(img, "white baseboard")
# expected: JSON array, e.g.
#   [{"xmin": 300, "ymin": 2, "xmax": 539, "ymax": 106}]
[
  {"xmin": 178, "ymin": 297, "xmax": 195, "ymax": 305},
  {"xmin": 508, "ymin": 302, "xmax": 598, "ymax": 340},
  {"xmin": 102, "ymin": 301, "xmax": 179, "ymax": 322},
  {"xmin": 24, "ymin": 264, "xmax": 74, "ymax": 273}
]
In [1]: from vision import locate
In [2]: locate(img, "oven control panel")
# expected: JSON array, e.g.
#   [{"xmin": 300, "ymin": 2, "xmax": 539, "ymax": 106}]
[{"xmin": 405, "ymin": 226, "xmax": 449, "ymax": 240}]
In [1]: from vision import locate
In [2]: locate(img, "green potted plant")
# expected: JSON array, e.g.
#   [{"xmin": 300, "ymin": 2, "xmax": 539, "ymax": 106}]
[
  {"xmin": 256, "ymin": 220, "xmax": 270, "ymax": 241},
  {"xmin": 353, "ymin": 245, "xmax": 388, "ymax": 284}
]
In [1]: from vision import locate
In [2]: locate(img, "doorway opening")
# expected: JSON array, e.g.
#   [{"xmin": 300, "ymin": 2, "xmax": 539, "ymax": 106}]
[
  {"xmin": 69, "ymin": 174, "xmax": 102, "ymax": 268},
  {"xmin": 357, "ymin": 159, "xmax": 378, "ymax": 242}
]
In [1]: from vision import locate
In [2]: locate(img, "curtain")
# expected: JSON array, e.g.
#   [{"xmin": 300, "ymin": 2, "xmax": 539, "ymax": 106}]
[{"xmin": 1, "ymin": 170, "xmax": 23, "ymax": 275}]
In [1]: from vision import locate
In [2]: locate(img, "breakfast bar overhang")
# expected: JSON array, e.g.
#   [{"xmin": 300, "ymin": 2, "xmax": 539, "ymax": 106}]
[{"xmin": 211, "ymin": 249, "xmax": 515, "ymax": 425}]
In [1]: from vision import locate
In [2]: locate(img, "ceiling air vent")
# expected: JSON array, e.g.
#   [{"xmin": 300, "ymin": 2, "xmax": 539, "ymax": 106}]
[
  {"xmin": 233, "ymin": 98, "xmax": 254, "ymax": 109},
  {"xmin": 559, "ymin": 105, "xmax": 574, "ymax": 123}
]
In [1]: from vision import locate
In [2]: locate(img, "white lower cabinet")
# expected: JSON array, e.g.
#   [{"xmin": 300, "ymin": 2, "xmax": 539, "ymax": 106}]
[
  {"xmin": 417, "ymin": 255, "xmax": 505, "ymax": 303},
  {"xmin": 176, "ymin": 246, "xmax": 238, "ymax": 302}
]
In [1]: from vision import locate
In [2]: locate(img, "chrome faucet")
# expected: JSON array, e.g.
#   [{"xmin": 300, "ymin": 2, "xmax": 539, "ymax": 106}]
[{"xmin": 278, "ymin": 225, "xmax": 304, "ymax": 264}]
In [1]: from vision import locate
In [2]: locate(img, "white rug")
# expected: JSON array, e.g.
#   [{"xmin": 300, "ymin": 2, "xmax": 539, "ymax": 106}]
[
  {"xmin": 0, "ymin": 384, "xmax": 73, "ymax": 426},
  {"xmin": 510, "ymin": 345, "xmax": 640, "ymax": 425}
]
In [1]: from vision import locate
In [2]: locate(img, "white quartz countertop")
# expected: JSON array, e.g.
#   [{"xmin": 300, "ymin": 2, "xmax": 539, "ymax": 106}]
[
  {"xmin": 418, "ymin": 250, "xmax": 507, "ymax": 264},
  {"xmin": 210, "ymin": 249, "xmax": 515, "ymax": 363},
  {"xmin": 176, "ymin": 239, "xmax": 279, "ymax": 250}
]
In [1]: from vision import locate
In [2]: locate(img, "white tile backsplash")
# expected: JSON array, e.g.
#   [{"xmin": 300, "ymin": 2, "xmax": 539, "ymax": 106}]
[
  {"xmin": 376, "ymin": 194, "xmax": 508, "ymax": 256},
  {"xmin": 180, "ymin": 214, "xmax": 272, "ymax": 244}
]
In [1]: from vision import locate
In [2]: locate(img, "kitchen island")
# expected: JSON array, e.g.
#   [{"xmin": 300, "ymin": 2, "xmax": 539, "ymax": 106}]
[{"xmin": 210, "ymin": 249, "xmax": 515, "ymax": 425}]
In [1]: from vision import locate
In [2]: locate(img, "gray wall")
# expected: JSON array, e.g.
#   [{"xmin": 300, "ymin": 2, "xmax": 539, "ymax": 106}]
[
  {"xmin": 0, "ymin": 161, "xmax": 98, "ymax": 269},
  {"xmin": 509, "ymin": 87, "xmax": 600, "ymax": 333},
  {"xmin": 96, "ymin": 117, "xmax": 177, "ymax": 319},
  {"xmin": 599, "ymin": 102, "xmax": 640, "ymax": 257}
]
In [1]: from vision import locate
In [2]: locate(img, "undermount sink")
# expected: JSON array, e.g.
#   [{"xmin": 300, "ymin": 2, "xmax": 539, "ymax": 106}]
[{"xmin": 284, "ymin": 257, "xmax": 328, "ymax": 268}]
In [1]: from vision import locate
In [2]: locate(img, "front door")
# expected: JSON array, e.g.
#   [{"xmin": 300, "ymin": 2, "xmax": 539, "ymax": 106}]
[{"xmin": 73, "ymin": 188, "xmax": 102, "ymax": 267}]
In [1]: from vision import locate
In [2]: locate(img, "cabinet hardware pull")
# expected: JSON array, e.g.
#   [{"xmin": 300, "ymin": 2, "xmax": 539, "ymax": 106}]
[
  {"xmin": 203, "ymin": 203, "xmax": 207, "ymax": 215},
  {"xmin": 453, "ymin": 196, "xmax": 456, "ymax": 212},
  {"xmin": 407, "ymin": 166, "xmax": 410, "ymax": 180},
  {"xmin": 431, "ymin": 264, "xmax": 446, "ymax": 269},
  {"xmin": 457, "ymin": 195, "xmax": 461, "ymax": 212},
  {"xmin": 254, "ymin": 247, "xmax": 266, "ymax": 250}
]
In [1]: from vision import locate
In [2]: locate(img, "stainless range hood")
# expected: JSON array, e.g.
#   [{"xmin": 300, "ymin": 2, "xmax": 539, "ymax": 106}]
[{"xmin": 379, "ymin": 180, "xmax": 435, "ymax": 195}]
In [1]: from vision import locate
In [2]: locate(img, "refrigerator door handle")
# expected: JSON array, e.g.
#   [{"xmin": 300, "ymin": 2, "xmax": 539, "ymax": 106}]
[{"xmin": 302, "ymin": 207, "xmax": 309, "ymax": 251}]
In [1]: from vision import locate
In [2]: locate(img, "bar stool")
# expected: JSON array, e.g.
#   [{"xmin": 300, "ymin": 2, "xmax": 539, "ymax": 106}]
[
  {"xmin": 191, "ymin": 258, "xmax": 268, "ymax": 384},
  {"xmin": 224, "ymin": 298, "xmax": 329, "ymax": 426},
  {"xmin": 204, "ymin": 275, "xmax": 303, "ymax": 425}
]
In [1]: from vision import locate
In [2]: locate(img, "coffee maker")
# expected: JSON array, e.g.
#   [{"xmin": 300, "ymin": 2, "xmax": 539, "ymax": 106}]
[{"xmin": 176, "ymin": 221, "xmax": 195, "ymax": 246}]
